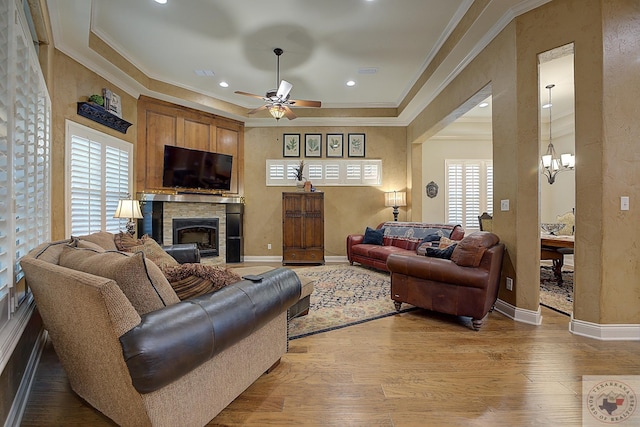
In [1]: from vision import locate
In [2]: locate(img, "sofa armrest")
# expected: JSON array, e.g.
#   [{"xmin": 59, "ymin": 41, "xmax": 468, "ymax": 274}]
[
  {"xmin": 387, "ymin": 253, "xmax": 490, "ymax": 289},
  {"xmin": 162, "ymin": 243, "xmax": 201, "ymax": 264},
  {"xmin": 119, "ymin": 268, "xmax": 301, "ymax": 394},
  {"xmin": 346, "ymin": 234, "xmax": 364, "ymax": 262}
]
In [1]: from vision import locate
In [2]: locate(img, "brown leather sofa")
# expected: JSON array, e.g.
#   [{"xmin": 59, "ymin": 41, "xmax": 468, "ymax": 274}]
[
  {"xmin": 347, "ymin": 222, "xmax": 465, "ymax": 272},
  {"xmin": 386, "ymin": 231, "xmax": 505, "ymax": 330}
]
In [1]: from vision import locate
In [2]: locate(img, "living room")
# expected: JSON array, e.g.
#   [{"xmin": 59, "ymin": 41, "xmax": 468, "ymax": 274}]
[{"xmin": 2, "ymin": 0, "xmax": 639, "ymax": 425}]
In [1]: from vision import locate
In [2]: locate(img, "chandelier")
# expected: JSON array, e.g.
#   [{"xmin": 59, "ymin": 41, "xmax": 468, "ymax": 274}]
[{"xmin": 541, "ymin": 84, "xmax": 575, "ymax": 184}]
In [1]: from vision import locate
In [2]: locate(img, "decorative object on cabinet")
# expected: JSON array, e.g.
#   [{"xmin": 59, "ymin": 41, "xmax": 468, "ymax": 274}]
[
  {"xmin": 347, "ymin": 133, "xmax": 365, "ymax": 157},
  {"xmin": 283, "ymin": 133, "xmax": 300, "ymax": 157},
  {"xmin": 282, "ymin": 192, "xmax": 325, "ymax": 265},
  {"xmin": 304, "ymin": 134, "xmax": 322, "ymax": 157},
  {"xmin": 326, "ymin": 134, "xmax": 343, "ymax": 157},
  {"xmin": 77, "ymin": 102, "xmax": 132, "ymax": 134},
  {"xmin": 426, "ymin": 181, "xmax": 439, "ymax": 198}
]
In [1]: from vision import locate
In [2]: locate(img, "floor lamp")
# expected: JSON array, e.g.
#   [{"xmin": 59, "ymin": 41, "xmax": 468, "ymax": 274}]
[{"xmin": 384, "ymin": 191, "xmax": 406, "ymax": 221}]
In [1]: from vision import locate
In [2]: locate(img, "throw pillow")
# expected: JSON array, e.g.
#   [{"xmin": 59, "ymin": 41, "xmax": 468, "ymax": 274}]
[
  {"xmin": 362, "ymin": 227, "xmax": 384, "ymax": 245},
  {"xmin": 59, "ymin": 246, "xmax": 179, "ymax": 315},
  {"xmin": 161, "ymin": 264, "xmax": 242, "ymax": 300},
  {"xmin": 425, "ymin": 244, "xmax": 457, "ymax": 259},
  {"xmin": 114, "ymin": 231, "xmax": 144, "ymax": 251},
  {"xmin": 128, "ymin": 237, "xmax": 179, "ymax": 269},
  {"xmin": 76, "ymin": 239, "xmax": 106, "ymax": 252},
  {"xmin": 439, "ymin": 237, "xmax": 455, "ymax": 249},
  {"xmin": 451, "ymin": 232, "xmax": 500, "ymax": 267},
  {"xmin": 420, "ymin": 233, "xmax": 442, "ymax": 244},
  {"xmin": 74, "ymin": 231, "xmax": 118, "ymax": 251},
  {"xmin": 32, "ymin": 239, "xmax": 75, "ymax": 264}
]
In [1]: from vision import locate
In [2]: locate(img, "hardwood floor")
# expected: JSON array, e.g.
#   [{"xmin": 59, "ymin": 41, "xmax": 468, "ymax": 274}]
[{"xmin": 21, "ymin": 302, "xmax": 640, "ymax": 426}]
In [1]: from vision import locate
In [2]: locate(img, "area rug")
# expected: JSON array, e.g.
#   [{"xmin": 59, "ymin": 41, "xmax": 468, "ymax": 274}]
[
  {"xmin": 288, "ymin": 264, "xmax": 415, "ymax": 339},
  {"xmin": 539, "ymin": 266, "xmax": 573, "ymax": 315}
]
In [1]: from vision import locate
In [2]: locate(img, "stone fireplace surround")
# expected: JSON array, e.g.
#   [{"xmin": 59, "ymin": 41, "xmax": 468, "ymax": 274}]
[{"xmin": 138, "ymin": 193, "xmax": 243, "ymax": 266}]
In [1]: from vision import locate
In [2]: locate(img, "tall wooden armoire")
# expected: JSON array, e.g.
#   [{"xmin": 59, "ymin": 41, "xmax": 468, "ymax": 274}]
[{"xmin": 282, "ymin": 192, "xmax": 325, "ymax": 265}]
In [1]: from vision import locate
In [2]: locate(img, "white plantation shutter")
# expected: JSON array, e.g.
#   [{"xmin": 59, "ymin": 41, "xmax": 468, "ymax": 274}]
[
  {"xmin": 66, "ymin": 121, "xmax": 133, "ymax": 236},
  {"xmin": 266, "ymin": 159, "xmax": 382, "ymax": 186},
  {"xmin": 446, "ymin": 160, "xmax": 493, "ymax": 229}
]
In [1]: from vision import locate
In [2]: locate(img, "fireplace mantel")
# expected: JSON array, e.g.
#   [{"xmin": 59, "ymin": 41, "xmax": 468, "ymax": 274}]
[{"xmin": 138, "ymin": 192, "xmax": 243, "ymax": 204}]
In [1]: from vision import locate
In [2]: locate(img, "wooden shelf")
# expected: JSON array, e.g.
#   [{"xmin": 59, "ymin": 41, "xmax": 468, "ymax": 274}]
[{"xmin": 76, "ymin": 102, "xmax": 132, "ymax": 134}]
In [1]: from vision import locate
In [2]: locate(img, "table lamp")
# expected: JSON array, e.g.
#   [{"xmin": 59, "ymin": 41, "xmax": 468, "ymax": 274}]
[
  {"xmin": 113, "ymin": 198, "xmax": 143, "ymax": 235},
  {"xmin": 384, "ymin": 191, "xmax": 406, "ymax": 221}
]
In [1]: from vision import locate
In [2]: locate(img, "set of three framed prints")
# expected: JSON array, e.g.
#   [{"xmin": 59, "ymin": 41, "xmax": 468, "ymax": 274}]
[{"xmin": 283, "ymin": 133, "xmax": 365, "ymax": 158}]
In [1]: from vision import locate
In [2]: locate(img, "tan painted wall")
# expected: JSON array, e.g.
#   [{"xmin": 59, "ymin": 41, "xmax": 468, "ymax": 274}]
[
  {"xmin": 50, "ymin": 50, "xmax": 138, "ymax": 240},
  {"xmin": 243, "ymin": 126, "xmax": 406, "ymax": 258},
  {"xmin": 408, "ymin": 0, "xmax": 640, "ymax": 324},
  {"xmin": 421, "ymin": 139, "xmax": 492, "ymax": 223}
]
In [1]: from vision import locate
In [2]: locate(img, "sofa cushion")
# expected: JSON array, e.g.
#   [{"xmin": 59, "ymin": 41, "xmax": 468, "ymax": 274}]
[
  {"xmin": 59, "ymin": 246, "xmax": 179, "ymax": 315},
  {"xmin": 362, "ymin": 227, "xmax": 384, "ymax": 245},
  {"xmin": 451, "ymin": 232, "xmax": 500, "ymax": 267},
  {"xmin": 76, "ymin": 239, "xmax": 106, "ymax": 252},
  {"xmin": 75, "ymin": 231, "xmax": 118, "ymax": 251},
  {"xmin": 128, "ymin": 237, "xmax": 179, "ymax": 268}
]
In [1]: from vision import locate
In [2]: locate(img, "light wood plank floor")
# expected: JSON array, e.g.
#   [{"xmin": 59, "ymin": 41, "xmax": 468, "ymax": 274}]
[{"xmin": 21, "ymin": 301, "xmax": 640, "ymax": 426}]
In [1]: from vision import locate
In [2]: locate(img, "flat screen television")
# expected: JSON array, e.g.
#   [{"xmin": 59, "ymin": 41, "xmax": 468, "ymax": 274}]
[{"xmin": 162, "ymin": 145, "xmax": 233, "ymax": 191}]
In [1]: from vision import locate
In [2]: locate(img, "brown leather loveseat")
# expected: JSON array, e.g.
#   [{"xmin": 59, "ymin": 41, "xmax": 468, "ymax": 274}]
[{"xmin": 386, "ymin": 231, "xmax": 505, "ymax": 330}]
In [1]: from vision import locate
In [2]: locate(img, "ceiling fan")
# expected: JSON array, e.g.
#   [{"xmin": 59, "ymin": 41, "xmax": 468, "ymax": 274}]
[{"xmin": 235, "ymin": 48, "xmax": 322, "ymax": 120}]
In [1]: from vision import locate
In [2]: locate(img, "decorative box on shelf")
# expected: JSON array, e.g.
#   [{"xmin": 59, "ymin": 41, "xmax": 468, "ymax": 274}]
[{"xmin": 77, "ymin": 102, "xmax": 132, "ymax": 134}]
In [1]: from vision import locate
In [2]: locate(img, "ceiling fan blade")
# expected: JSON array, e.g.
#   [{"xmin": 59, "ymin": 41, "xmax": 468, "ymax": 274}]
[
  {"xmin": 247, "ymin": 105, "xmax": 268, "ymax": 115},
  {"xmin": 277, "ymin": 80, "xmax": 293, "ymax": 99},
  {"xmin": 235, "ymin": 90, "xmax": 266, "ymax": 100},
  {"xmin": 289, "ymin": 99, "xmax": 322, "ymax": 108},
  {"xmin": 283, "ymin": 106, "xmax": 297, "ymax": 120}
]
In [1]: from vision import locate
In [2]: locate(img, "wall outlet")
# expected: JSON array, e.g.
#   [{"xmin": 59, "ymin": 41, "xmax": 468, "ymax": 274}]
[
  {"xmin": 506, "ymin": 277, "xmax": 513, "ymax": 291},
  {"xmin": 267, "ymin": 243, "xmax": 272, "ymax": 250}
]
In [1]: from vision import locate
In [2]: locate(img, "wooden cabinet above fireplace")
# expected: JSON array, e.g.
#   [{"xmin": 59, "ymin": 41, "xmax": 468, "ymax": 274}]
[{"xmin": 136, "ymin": 96, "xmax": 244, "ymax": 195}]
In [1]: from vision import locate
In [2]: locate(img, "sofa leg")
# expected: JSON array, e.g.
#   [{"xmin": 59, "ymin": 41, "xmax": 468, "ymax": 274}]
[
  {"xmin": 471, "ymin": 318, "xmax": 483, "ymax": 331},
  {"xmin": 393, "ymin": 301, "xmax": 402, "ymax": 312}
]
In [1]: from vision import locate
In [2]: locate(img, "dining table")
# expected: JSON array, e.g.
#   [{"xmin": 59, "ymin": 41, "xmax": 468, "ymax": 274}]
[{"xmin": 541, "ymin": 234, "xmax": 574, "ymax": 283}]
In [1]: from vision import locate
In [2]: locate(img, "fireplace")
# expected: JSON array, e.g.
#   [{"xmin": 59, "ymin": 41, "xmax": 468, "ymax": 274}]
[{"xmin": 172, "ymin": 218, "xmax": 219, "ymax": 257}]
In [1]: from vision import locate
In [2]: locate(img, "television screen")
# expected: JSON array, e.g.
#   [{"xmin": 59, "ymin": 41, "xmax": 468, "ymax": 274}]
[{"xmin": 162, "ymin": 145, "xmax": 233, "ymax": 191}]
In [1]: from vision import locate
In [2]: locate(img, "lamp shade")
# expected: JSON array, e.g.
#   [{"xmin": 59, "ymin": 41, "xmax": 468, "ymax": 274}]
[
  {"xmin": 268, "ymin": 105, "xmax": 286, "ymax": 120},
  {"xmin": 114, "ymin": 199, "xmax": 143, "ymax": 219},
  {"xmin": 384, "ymin": 191, "xmax": 406, "ymax": 207}
]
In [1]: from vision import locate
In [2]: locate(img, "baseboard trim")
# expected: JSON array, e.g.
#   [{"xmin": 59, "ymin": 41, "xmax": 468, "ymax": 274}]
[
  {"xmin": 494, "ymin": 299, "xmax": 543, "ymax": 326},
  {"xmin": 5, "ymin": 329, "xmax": 47, "ymax": 427},
  {"xmin": 570, "ymin": 316, "xmax": 640, "ymax": 341}
]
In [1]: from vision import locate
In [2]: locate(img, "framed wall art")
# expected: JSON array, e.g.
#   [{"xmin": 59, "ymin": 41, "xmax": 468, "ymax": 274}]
[
  {"xmin": 348, "ymin": 133, "xmax": 365, "ymax": 157},
  {"xmin": 326, "ymin": 134, "xmax": 343, "ymax": 157},
  {"xmin": 283, "ymin": 134, "xmax": 300, "ymax": 157},
  {"xmin": 305, "ymin": 134, "xmax": 322, "ymax": 157}
]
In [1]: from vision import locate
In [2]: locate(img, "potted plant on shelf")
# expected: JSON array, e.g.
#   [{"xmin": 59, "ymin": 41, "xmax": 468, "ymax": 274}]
[{"xmin": 294, "ymin": 160, "xmax": 305, "ymax": 191}]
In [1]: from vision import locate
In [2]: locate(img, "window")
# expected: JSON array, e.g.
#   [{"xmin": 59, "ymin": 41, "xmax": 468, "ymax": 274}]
[
  {"xmin": 445, "ymin": 160, "xmax": 493, "ymax": 230},
  {"xmin": 65, "ymin": 121, "xmax": 133, "ymax": 236},
  {"xmin": 266, "ymin": 159, "xmax": 382, "ymax": 186}
]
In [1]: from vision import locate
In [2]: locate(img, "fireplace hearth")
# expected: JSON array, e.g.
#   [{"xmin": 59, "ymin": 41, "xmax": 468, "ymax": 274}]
[{"xmin": 173, "ymin": 218, "xmax": 219, "ymax": 257}]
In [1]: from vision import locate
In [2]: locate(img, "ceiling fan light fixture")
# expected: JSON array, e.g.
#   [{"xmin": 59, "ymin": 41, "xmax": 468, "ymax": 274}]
[{"xmin": 268, "ymin": 104, "xmax": 286, "ymax": 120}]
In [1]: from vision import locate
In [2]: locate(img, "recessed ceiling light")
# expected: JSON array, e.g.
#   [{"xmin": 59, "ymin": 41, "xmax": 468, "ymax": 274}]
[
  {"xmin": 478, "ymin": 102, "xmax": 489, "ymax": 108},
  {"xmin": 219, "ymin": 81, "xmax": 229, "ymax": 88},
  {"xmin": 346, "ymin": 80, "xmax": 356, "ymax": 87},
  {"xmin": 155, "ymin": 0, "xmax": 167, "ymax": 4}
]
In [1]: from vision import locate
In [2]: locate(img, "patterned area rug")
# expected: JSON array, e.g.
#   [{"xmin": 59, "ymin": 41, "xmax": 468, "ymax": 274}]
[
  {"xmin": 288, "ymin": 264, "xmax": 415, "ymax": 339},
  {"xmin": 539, "ymin": 266, "xmax": 573, "ymax": 315}
]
